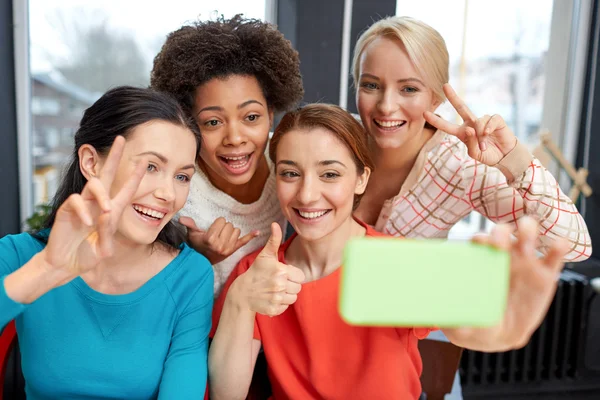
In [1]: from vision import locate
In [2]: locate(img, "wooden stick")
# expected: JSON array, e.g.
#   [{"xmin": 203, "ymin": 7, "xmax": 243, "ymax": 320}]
[{"xmin": 540, "ymin": 132, "xmax": 593, "ymax": 197}]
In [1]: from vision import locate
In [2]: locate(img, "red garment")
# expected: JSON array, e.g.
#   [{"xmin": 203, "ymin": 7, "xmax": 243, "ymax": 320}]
[{"xmin": 211, "ymin": 221, "xmax": 433, "ymax": 399}]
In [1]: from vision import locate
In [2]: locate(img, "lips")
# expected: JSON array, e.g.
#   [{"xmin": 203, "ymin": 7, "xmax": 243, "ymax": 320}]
[
  {"xmin": 218, "ymin": 153, "xmax": 251, "ymax": 169},
  {"xmin": 133, "ymin": 204, "xmax": 166, "ymax": 220},
  {"xmin": 374, "ymin": 119, "xmax": 406, "ymax": 129}
]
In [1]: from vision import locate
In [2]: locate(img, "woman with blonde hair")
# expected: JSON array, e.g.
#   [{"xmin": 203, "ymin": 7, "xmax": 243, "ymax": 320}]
[
  {"xmin": 352, "ymin": 16, "xmax": 591, "ymax": 260},
  {"xmin": 351, "ymin": 15, "xmax": 591, "ymax": 399}
]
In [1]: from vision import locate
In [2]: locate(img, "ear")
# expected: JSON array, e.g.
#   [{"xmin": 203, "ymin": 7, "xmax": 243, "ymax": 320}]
[
  {"xmin": 354, "ymin": 166, "xmax": 371, "ymax": 196},
  {"xmin": 78, "ymin": 144, "xmax": 103, "ymax": 180}
]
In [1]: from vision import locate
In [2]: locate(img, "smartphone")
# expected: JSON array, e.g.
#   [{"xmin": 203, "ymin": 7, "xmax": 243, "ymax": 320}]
[{"xmin": 339, "ymin": 237, "xmax": 510, "ymax": 328}]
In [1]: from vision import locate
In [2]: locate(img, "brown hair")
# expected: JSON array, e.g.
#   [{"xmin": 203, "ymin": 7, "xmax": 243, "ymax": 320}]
[
  {"xmin": 269, "ymin": 104, "xmax": 374, "ymax": 209},
  {"xmin": 150, "ymin": 14, "xmax": 304, "ymax": 117}
]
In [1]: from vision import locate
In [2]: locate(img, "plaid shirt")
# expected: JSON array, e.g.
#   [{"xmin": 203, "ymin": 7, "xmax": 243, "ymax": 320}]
[{"xmin": 375, "ymin": 131, "xmax": 592, "ymax": 262}]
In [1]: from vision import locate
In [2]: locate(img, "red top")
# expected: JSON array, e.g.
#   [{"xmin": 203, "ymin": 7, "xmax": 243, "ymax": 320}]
[{"xmin": 211, "ymin": 220, "xmax": 434, "ymax": 399}]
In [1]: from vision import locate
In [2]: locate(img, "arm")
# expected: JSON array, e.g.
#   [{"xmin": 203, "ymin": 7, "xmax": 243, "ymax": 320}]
[
  {"xmin": 157, "ymin": 266, "xmax": 214, "ymax": 399},
  {"xmin": 442, "ymin": 217, "xmax": 569, "ymax": 352},
  {"xmin": 0, "ymin": 236, "xmax": 74, "ymax": 329},
  {"xmin": 209, "ymin": 276, "xmax": 262, "ymax": 400},
  {"xmin": 466, "ymin": 142, "xmax": 591, "ymax": 261}
]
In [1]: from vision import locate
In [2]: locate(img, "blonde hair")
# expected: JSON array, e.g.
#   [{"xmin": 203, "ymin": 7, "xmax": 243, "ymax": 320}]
[{"xmin": 352, "ymin": 16, "xmax": 449, "ymax": 104}]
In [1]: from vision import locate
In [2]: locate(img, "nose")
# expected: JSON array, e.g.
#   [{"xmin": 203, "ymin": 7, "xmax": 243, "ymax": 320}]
[
  {"xmin": 154, "ymin": 176, "xmax": 176, "ymax": 203},
  {"xmin": 297, "ymin": 175, "xmax": 320, "ymax": 205},
  {"xmin": 376, "ymin": 89, "xmax": 398, "ymax": 116},
  {"xmin": 223, "ymin": 122, "xmax": 247, "ymax": 147}
]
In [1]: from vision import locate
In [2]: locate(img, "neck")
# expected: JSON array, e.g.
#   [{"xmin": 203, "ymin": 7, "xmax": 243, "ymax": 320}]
[
  {"xmin": 288, "ymin": 217, "xmax": 366, "ymax": 282},
  {"xmin": 200, "ymin": 154, "xmax": 270, "ymax": 204},
  {"xmin": 371, "ymin": 126, "xmax": 436, "ymax": 173},
  {"xmin": 80, "ymin": 234, "xmax": 163, "ymax": 294}
]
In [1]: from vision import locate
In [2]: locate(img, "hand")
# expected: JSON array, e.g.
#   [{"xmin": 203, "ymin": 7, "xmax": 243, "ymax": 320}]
[
  {"xmin": 233, "ymin": 222, "xmax": 305, "ymax": 317},
  {"xmin": 451, "ymin": 217, "xmax": 569, "ymax": 350},
  {"xmin": 43, "ymin": 136, "xmax": 147, "ymax": 277},
  {"xmin": 180, "ymin": 216, "xmax": 260, "ymax": 265},
  {"xmin": 424, "ymin": 83, "xmax": 518, "ymax": 166}
]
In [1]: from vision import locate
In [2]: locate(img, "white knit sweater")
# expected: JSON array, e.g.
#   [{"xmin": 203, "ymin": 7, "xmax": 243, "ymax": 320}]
[{"xmin": 178, "ymin": 157, "xmax": 286, "ymax": 297}]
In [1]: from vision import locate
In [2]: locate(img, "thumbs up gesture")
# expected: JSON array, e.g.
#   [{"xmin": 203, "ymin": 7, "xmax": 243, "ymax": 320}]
[{"xmin": 235, "ymin": 222, "xmax": 305, "ymax": 317}]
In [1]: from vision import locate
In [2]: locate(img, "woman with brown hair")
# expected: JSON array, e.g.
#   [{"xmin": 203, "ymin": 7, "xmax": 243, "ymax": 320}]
[{"xmin": 207, "ymin": 104, "xmax": 569, "ymax": 400}]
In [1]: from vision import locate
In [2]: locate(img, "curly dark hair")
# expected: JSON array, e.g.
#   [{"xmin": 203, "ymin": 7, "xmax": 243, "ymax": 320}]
[{"xmin": 150, "ymin": 14, "xmax": 304, "ymax": 116}]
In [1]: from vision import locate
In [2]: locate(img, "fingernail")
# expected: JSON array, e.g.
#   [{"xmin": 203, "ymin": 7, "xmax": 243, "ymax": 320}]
[{"xmin": 481, "ymin": 142, "xmax": 487, "ymax": 151}]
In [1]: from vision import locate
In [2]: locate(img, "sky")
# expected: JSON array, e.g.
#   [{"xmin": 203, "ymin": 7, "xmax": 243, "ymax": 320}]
[{"xmin": 28, "ymin": 0, "xmax": 555, "ymax": 73}]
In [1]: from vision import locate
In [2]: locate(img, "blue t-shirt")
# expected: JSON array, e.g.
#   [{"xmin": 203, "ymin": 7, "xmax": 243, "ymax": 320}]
[{"xmin": 0, "ymin": 233, "xmax": 213, "ymax": 400}]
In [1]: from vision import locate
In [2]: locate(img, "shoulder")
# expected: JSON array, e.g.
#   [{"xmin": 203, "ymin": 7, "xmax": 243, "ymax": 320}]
[
  {"xmin": 0, "ymin": 232, "xmax": 46, "ymax": 263},
  {"xmin": 161, "ymin": 244, "xmax": 214, "ymax": 307}
]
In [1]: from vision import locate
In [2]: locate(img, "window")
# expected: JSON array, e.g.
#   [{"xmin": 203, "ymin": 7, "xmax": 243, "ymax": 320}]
[
  {"xmin": 396, "ymin": 0, "xmax": 555, "ymax": 238},
  {"xmin": 27, "ymin": 0, "xmax": 267, "ymax": 209}
]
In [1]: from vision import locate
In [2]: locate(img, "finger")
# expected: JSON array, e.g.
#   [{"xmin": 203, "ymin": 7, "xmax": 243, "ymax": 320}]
[
  {"xmin": 489, "ymin": 223, "xmax": 512, "ymax": 251},
  {"xmin": 475, "ymin": 115, "xmax": 491, "ymax": 152},
  {"xmin": 423, "ymin": 111, "xmax": 464, "ymax": 139},
  {"xmin": 112, "ymin": 158, "xmax": 147, "ymax": 211},
  {"xmin": 484, "ymin": 114, "xmax": 504, "ymax": 136},
  {"xmin": 280, "ymin": 293, "xmax": 298, "ymax": 306},
  {"xmin": 96, "ymin": 212, "xmax": 114, "ymax": 258},
  {"xmin": 259, "ymin": 222, "xmax": 283, "ymax": 258},
  {"xmin": 542, "ymin": 238, "xmax": 569, "ymax": 274},
  {"xmin": 234, "ymin": 230, "xmax": 260, "ymax": 251},
  {"xmin": 443, "ymin": 83, "xmax": 477, "ymax": 124},
  {"xmin": 515, "ymin": 216, "xmax": 538, "ymax": 256},
  {"xmin": 285, "ymin": 280, "xmax": 302, "ymax": 295},
  {"xmin": 99, "ymin": 136, "xmax": 126, "ymax": 189},
  {"xmin": 64, "ymin": 194, "xmax": 93, "ymax": 227},
  {"xmin": 286, "ymin": 265, "xmax": 306, "ymax": 284},
  {"xmin": 81, "ymin": 177, "xmax": 112, "ymax": 212},
  {"xmin": 206, "ymin": 217, "xmax": 227, "ymax": 237},
  {"xmin": 179, "ymin": 216, "xmax": 202, "ymax": 232},
  {"xmin": 219, "ymin": 223, "xmax": 235, "ymax": 241},
  {"xmin": 471, "ymin": 232, "xmax": 491, "ymax": 246},
  {"xmin": 223, "ymin": 227, "xmax": 241, "ymax": 254}
]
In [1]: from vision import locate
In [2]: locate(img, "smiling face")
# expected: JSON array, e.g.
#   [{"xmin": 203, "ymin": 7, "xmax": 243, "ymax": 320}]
[
  {"xmin": 193, "ymin": 74, "xmax": 273, "ymax": 188},
  {"xmin": 275, "ymin": 127, "xmax": 370, "ymax": 242},
  {"xmin": 106, "ymin": 120, "xmax": 197, "ymax": 245},
  {"xmin": 356, "ymin": 36, "xmax": 440, "ymax": 150}
]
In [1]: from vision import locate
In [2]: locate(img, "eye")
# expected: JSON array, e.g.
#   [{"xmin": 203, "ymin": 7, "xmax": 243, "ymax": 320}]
[
  {"xmin": 279, "ymin": 171, "xmax": 300, "ymax": 178},
  {"xmin": 147, "ymin": 164, "xmax": 157, "ymax": 173},
  {"xmin": 175, "ymin": 174, "xmax": 190, "ymax": 183},
  {"xmin": 322, "ymin": 172, "xmax": 340, "ymax": 180},
  {"xmin": 361, "ymin": 82, "xmax": 379, "ymax": 90},
  {"xmin": 204, "ymin": 119, "xmax": 221, "ymax": 127},
  {"xmin": 246, "ymin": 114, "xmax": 260, "ymax": 122},
  {"xmin": 402, "ymin": 86, "xmax": 418, "ymax": 93}
]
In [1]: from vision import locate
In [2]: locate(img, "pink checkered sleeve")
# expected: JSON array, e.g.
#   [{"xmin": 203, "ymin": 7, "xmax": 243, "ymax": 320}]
[{"xmin": 464, "ymin": 143, "xmax": 592, "ymax": 262}]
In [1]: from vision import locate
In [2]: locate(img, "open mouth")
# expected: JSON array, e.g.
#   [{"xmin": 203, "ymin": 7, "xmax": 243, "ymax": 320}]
[
  {"xmin": 133, "ymin": 205, "xmax": 166, "ymax": 222},
  {"xmin": 218, "ymin": 152, "xmax": 254, "ymax": 174},
  {"xmin": 294, "ymin": 209, "xmax": 331, "ymax": 220},
  {"xmin": 374, "ymin": 119, "xmax": 407, "ymax": 130}
]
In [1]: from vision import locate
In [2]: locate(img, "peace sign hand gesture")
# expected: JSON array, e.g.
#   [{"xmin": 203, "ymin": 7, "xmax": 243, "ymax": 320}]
[
  {"xmin": 424, "ymin": 84, "xmax": 518, "ymax": 166},
  {"xmin": 42, "ymin": 136, "xmax": 147, "ymax": 277}
]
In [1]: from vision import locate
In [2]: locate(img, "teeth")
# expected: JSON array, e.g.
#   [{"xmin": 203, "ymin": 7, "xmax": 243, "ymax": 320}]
[
  {"xmin": 222, "ymin": 155, "xmax": 248, "ymax": 160},
  {"xmin": 133, "ymin": 205, "xmax": 165, "ymax": 219},
  {"xmin": 298, "ymin": 210, "xmax": 328, "ymax": 219},
  {"xmin": 375, "ymin": 119, "xmax": 404, "ymax": 128}
]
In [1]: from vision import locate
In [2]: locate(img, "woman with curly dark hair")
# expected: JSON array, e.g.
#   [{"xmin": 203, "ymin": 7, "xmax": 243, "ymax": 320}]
[{"xmin": 151, "ymin": 15, "xmax": 304, "ymax": 296}]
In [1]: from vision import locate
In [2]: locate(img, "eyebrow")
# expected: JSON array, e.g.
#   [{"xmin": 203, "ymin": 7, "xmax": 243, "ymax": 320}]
[
  {"xmin": 360, "ymin": 73, "xmax": 425, "ymax": 86},
  {"xmin": 136, "ymin": 151, "xmax": 195, "ymax": 170},
  {"xmin": 277, "ymin": 160, "xmax": 347, "ymax": 168},
  {"xmin": 196, "ymin": 99, "xmax": 265, "ymax": 115}
]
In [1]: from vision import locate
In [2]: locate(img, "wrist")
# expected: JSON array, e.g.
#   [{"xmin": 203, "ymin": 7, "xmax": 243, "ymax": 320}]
[
  {"xmin": 227, "ymin": 274, "xmax": 253, "ymax": 313},
  {"xmin": 36, "ymin": 251, "xmax": 78, "ymax": 289}
]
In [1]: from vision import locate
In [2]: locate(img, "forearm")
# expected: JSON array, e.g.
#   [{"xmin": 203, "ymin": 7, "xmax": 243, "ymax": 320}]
[
  {"xmin": 209, "ymin": 279, "xmax": 259, "ymax": 400},
  {"xmin": 4, "ymin": 251, "xmax": 74, "ymax": 304},
  {"xmin": 442, "ymin": 326, "xmax": 527, "ymax": 353}
]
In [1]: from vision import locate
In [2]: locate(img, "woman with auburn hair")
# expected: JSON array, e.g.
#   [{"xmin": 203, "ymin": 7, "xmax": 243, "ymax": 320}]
[
  {"xmin": 351, "ymin": 16, "xmax": 591, "ymax": 260},
  {"xmin": 207, "ymin": 103, "xmax": 569, "ymax": 400}
]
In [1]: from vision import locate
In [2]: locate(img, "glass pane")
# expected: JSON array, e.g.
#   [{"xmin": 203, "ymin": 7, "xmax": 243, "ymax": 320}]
[
  {"xmin": 395, "ymin": 0, "xmax": 554, "ymax": 239},
  {"xmin": 28, "ymin": 0, "xmax": 266, "ymax": 213}
]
